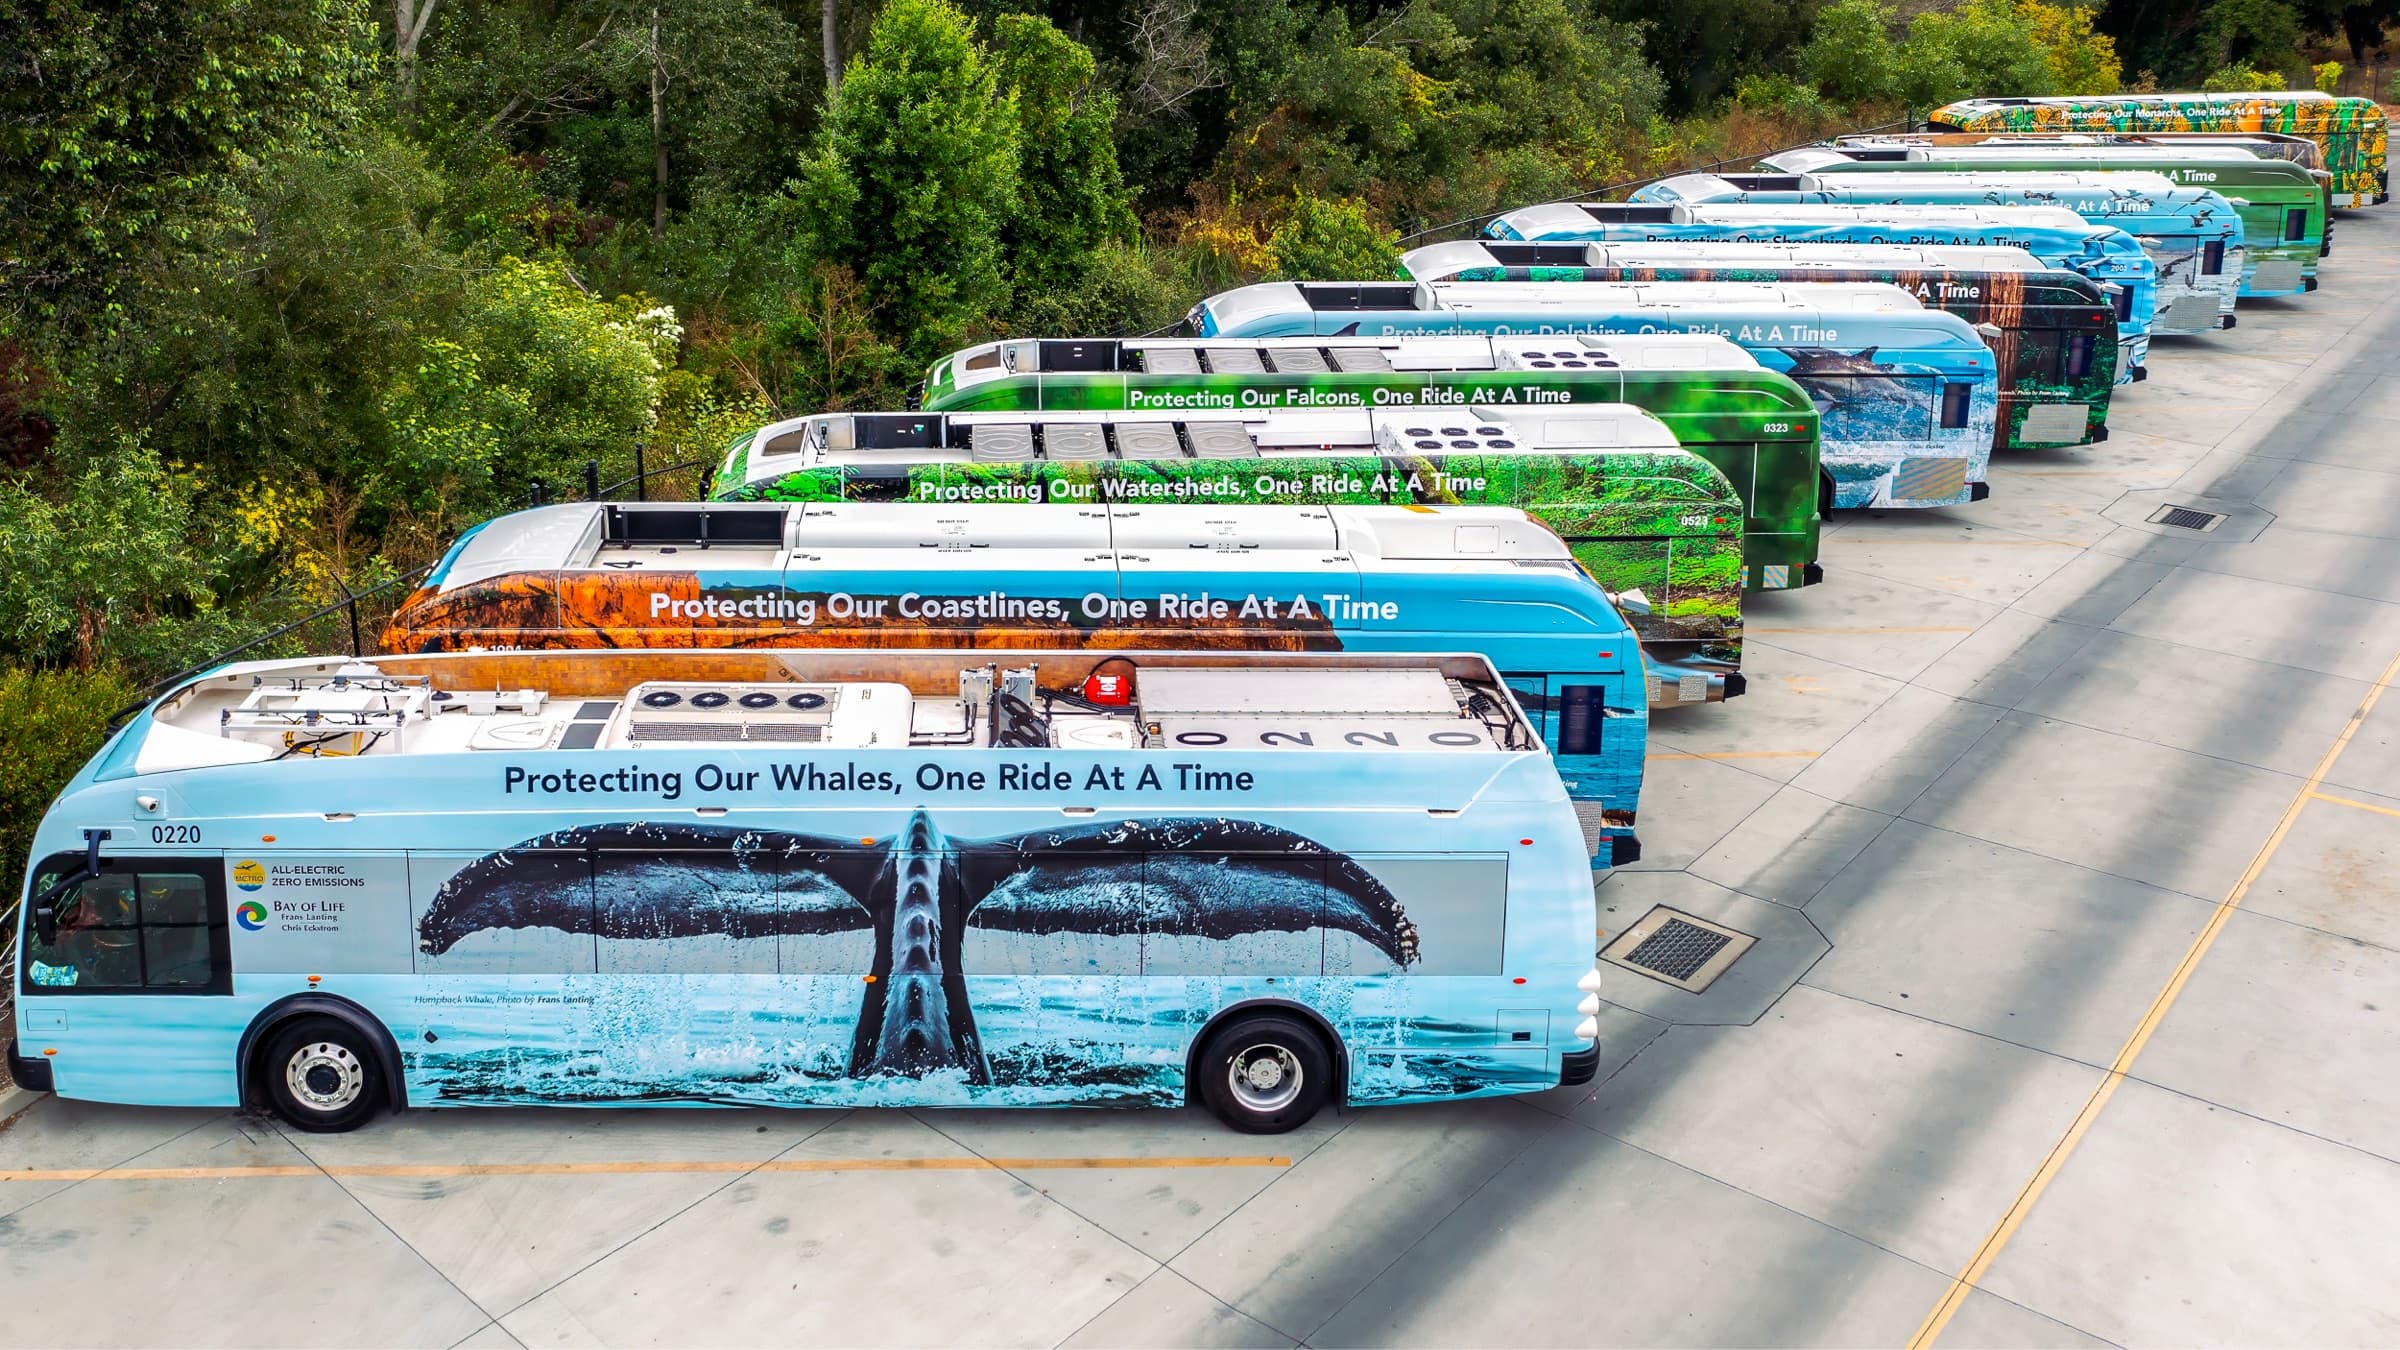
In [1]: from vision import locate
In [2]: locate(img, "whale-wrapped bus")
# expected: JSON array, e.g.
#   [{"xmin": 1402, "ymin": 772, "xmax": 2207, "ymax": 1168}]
[
  {"xmin": 9, "ymin": 649, "xmax": 1605, "ymax": 1133},
  {"xmin": 1632, "ymin": 170, "xmax": 2244, "ymax": 333},
  {"xmin": 703, "ymin": 403, "xmax": 1753, "ymax": 709},
  {"xmin": 1480, "ymin": 200, "xmax": 2158, "ymax": 381},
  {"xmin": 1395, "ymin": 241, "xmax": 2119, "ymax": 452},
  {"xmin": 1186, "ymin": 279, "xmax": 1998, "ymax": 511},
  {"xmin": 380, "ymin": 497, "xmax": 1652, "ymax": 857},
  {"xmin": 904, "ymin": 331, "xmax": 1819, "ymax": 595}
]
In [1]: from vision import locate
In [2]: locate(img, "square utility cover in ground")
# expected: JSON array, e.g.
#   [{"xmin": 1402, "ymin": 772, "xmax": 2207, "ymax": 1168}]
[{"xmin": 1602, "ymin": 907, "xmax": 1758, "ymax": 993}]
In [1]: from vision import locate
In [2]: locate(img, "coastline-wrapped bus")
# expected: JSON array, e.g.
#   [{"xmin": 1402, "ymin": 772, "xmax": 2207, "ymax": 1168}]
[
  {"xmin": 9, "ymin": 648, "xmax": 1606, "ymax": 1133},
  {"xmin": 1396, "ymin": 239, "xmax": 2118, "ymax": 452},
  {"xmin": 381, "ymin": 496, "xmax": 1656, "ymax": 850},
  {"xmin": 1187, "ymin": 279, "xmax": 1999, "ymax": 511}
]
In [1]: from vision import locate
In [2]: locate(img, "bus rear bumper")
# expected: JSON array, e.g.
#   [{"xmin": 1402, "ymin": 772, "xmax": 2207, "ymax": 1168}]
[
  {"xmin": 1559, "ymin": 1041, "xmax": 1602, "ymax": 1087},
  {"xmin": 7, "ymin": 1040, "xmax": 54, "ymax": 1094}
]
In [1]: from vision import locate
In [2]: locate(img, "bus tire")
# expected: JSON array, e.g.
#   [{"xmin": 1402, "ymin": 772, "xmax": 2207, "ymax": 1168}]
[
  {"xmin": 1195, "ymin": 1013, "xmax": 1332, "ymax": 1134},
  {"xmin": 257, "ymin": 1016, "xmax": 384, "ymax": 1133}
]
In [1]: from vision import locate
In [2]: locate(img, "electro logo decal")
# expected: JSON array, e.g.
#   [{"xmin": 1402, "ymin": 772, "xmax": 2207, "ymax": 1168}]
[{"xmin": 233, "ymin": 859, "xmax": 266, "ymax": 892}]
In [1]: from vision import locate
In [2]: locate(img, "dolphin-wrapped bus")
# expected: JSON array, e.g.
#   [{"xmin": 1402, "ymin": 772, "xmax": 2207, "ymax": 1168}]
[
  {"xmin": 1479, "ymin": 200, "xmax": 2158, "ymax": 381},
  {"xmin": 1187, "ymin": 279, "xmax": 1999, "ymax": 511},
  {"xmin": 905, "ymin": 331, "xmax": 1819, "ymax": 595},
  {"xmin": 702, "ymin": 404, "xmax": 1754, "ymax": 709},
  {"xmin": 1924, "ymin": 92, "xmax": 2387, "ymax": 208},
  {"xmin": 8, "ymin": 648, "xmax": 1606, "ymax": 1133},
  {"xmin": 381, "ymin": 496, "xmax": 1657, "ymax": 849},
  {"xmin": 1633, "ymin": 170, "xmax": 2244, "ymax": 333},
  {"xmin": 1395, "ymin": 240, "xmax": 2119, "ymax": 452},
  {"xmin": 1764, "ymin": 143, "xmax": 2326, "ymax": 296}
]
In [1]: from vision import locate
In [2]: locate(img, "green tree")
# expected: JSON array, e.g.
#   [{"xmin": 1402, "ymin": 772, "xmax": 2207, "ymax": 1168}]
[
  {"xmin": 1905, "ymin": 0, "xmax": 2057, "ymax": 102},
  {"xmin": 2023, "ymin": 0, "xmax": 2124, "ymax": 93},
  {"xmin": 990, "ymin": 13, "xmax": 1137, "ymax": 297},
  {"xmin": 1799, "ymin": 0, "xmax": 1899, "ymax": 104},
  {"xmin": 1601, "ymin": 0, "xmax": 1823, "ymax": 114},
  {"xmin": 2200, "ymin": 0, "xmax": 2306, "ymax": 78},
  {"xmin": 0, "ymin": 441, "xmax": 206, "ymax": 668},
  {"xmin": 792, "ymin": 0, "xmax": 1019, "ymax": 361},
  {"xmin": 0, "ymin": 0, "xmax": 377, "ymax": 338},
  {"xmin": 1268, "ymin": 193, "xmax": 1400, "ymax": 281}
]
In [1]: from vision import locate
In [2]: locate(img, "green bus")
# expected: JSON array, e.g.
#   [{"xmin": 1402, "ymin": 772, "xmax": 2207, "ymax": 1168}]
[
  {"xmin": 714, "ymin": 399, "xmax": 1764, "ymax": 706},
  {"xmin": 913, "ymin": 331, "xmax": 1822, "ymax": 594},
  {"xmin": 1764, "ymin": 143, "xmax": 2328, "ymax": 297},
  {"xmin": 1925, "ymin": 92, "xmax": 2387, "ymax": 209}
]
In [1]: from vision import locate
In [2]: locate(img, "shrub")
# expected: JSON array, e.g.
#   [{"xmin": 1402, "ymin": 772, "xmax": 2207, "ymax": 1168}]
[
  {"xmin": 1268, "ymin": 194, "xmax": 1402, "ymax": 281},
  {"xmin": 2314, "ymin": 60, "xmax": 2344, "ymax": 93},
  {"xmin": 1799, "ymin": 0, "xmax": 1899, "ymax": 104},
  {"xmin": 2202, "ymin": 62, "xmax": 2284, "ymax": 91},
  {"xmin": 0, "ymin": 665, "xmax": 141, "ymax": 906}
]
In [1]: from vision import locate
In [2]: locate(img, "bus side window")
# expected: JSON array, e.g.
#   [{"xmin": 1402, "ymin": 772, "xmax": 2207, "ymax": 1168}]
[
  {"xmin": 22, "ymin": 859, "xmax": 226, "ymax": 993},
  {"xmin": 2285, "ymin": 207, "xmax": 2310, "ymax": 242},
  {"xmin": 1141, "ymin": 853, "xmax": 1324, "ymax": 977},
  {"xmin": 1336, "ymin": 856, "xmax": 1507, "ymax": 977},
  {"xmin": 411, "ymin": 849, "xmax": 595, "ymax": 974},
  {"xmin": 595, "ymin": 849, "xmax": 779, "ymax": 975},
  {"xmin": 2063, "ymin": 333, "xmax": 2096, "ymax": 382}
]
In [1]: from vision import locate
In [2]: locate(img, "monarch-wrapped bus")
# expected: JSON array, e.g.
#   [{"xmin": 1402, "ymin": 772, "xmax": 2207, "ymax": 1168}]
[
  {"xmin": 1188, "ymin": 278, "xmax": 1998, "ymax": 511},
  {"xmin": 701, "ymin": 403, "xmax": 1745, "ymax": 709},
  {"xmin": 1926, "ymin": 92, "xmax": 2387, "ymax": 208},
  {"xmin": 1767, "ymin": 142, "xmax": 2327, "ymax": 296},
  {"xmin": 1396, "ymin": 239, "xmax": 2118, "ymax": 452},
  {"xmin": 10, "ymin": 649, "xmax": 1607, "ymax": 1134},
  {"xmin": 1481, "ymin": 200, "xmax": 2158, "ymax": 382},
  {"xmin": 1635, "ymin": 169, "xmax": 2243, "ymax": 333}
]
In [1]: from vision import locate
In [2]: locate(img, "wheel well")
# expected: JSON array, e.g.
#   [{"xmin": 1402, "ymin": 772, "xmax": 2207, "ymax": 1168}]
[
  {"xmin": 1183, "ymin": 999, "xmax": 1347, "ymax": 1108},
  {"xmin": 238, "ymin": 994, "xmax": 408, "ymax": 1113}
]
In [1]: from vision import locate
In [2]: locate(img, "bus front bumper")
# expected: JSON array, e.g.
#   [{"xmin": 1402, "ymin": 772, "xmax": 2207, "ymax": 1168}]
[
  {"xmin": 1560, "ymin": 1041, "xmax": 1602, "ymax": 1087},
  {"xmin": 7, "ymin": 1040, "xmax": 54, "ymax": 1093}
]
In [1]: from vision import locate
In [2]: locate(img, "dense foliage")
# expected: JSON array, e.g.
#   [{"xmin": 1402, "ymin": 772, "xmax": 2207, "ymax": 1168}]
[{"xmin": 0, "ymin": 0, "xmax": 2388, "ymax": 866}]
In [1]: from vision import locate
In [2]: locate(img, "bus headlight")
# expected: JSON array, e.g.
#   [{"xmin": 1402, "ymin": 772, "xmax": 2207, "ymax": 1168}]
[
  {"xmin": 1578, "ymin": 969, "xmax": 1604, "ymax": 993},
  {"xmin": 1574, "ymin": 1017, "xmax": 1600, "ymax": 1042},
  {"xmin": 1578, "ymin": 993, "xmax": 1602, "ymax": 1017}
]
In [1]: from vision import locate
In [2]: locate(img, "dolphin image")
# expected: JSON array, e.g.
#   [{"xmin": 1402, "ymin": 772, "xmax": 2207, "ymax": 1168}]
[
  {"xmin": 418, "ymin": 811, "xmax": 1417, "ymax": 1083},
  {"xmin": 1772, "ymin": 347, "xmax": 1922, "ymax": 423}
]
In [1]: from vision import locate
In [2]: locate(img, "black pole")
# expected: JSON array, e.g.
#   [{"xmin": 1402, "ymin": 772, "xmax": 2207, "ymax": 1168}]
[
  {"xmin": 635, "ymin": 442, "xmax": 648, "ymax": 501},
  {"xmin": 585, "ymin": 458, "xmax": 601, "ymax": 501},
  {"xmin": 335, "ymin": 575, "xmax": 362, "ymax": 655}
]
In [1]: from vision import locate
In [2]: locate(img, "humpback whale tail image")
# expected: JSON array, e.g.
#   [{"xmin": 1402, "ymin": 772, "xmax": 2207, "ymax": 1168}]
[{"xmin": 416, "ymin": 811, "xmax": 1419, "ymax": 1090}]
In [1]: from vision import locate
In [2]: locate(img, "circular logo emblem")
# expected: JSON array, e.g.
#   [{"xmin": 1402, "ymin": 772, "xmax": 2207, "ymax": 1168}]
[
  {"xmin": 236, "ymin": 900, "xmax": 268, "ymax": 931},
  {"xmin": 232, "ymin": 860, "xmax": 265, "ymax": 892}
]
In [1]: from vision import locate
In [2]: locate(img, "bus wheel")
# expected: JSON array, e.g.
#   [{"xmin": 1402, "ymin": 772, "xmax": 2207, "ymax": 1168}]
[
  {"xmin": 258, "ymin": 1017, "xmax": 383, "ymax": 1133},
  {"xmin": 1197, "ymin": 1014, "xmax": 1332, "ymax": 1134}
]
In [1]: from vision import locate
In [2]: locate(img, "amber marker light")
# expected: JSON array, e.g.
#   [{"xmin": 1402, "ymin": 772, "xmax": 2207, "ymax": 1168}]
[{"xmin": 261, "ymin": 835, "xmax": 277, "ymax": 843}]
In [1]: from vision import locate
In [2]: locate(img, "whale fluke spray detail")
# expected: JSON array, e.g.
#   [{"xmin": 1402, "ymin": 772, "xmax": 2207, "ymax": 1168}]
[{"xmin": 417, "ymin": 812, "xmax": 1417, "ymax": 1082}]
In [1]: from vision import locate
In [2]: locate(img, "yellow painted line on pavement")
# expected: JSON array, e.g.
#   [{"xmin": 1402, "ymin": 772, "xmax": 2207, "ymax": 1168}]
[
  {"xmin": 2309, "ymin": 790, "xmax": 2400, "ymax": 821},
  {"xmin": 1825, "ymin": 538, "xmax": 2082, "ymax": 548},
  {"xmin": 1749, "ymin": 626, "xmax": 1976, "ymax": 635},
  {"xmin": 0, "ymin": 1155, "xmax": 1290, "ymax": 1183},
  {"xmin": 1646, "ymin": 749, "xmax": 1819, "ymax": 762},
  {"xmin": 1909, "ymin": 646, "xmax": 2400, "ymax": 1348}
]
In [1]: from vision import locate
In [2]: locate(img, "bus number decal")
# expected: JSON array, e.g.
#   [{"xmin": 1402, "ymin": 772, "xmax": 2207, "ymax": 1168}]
[
  {"xmin": 1763, "ymin": 422, "xmax": 1794, "ymax": 434},
  {"xmin": 150, "ymin": 824, "xmax": 202, "ymax": 844}
]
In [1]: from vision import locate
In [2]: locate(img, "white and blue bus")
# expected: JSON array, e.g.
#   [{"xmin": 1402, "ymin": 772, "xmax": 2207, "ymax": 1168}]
[
  {"xmin": 10, "ymin": 649, "xmax": 1607, "ymax": 1134},
  {"xmin": 1188, "ymin": 279, "xmax": 1998, "ymax": 510},
  {"xmin": 382, "ymin": 497, "xmax": 1654, "ymax": 854},
  {"xmin": 1631, "ymin": 170, "xmax": 2243, "ymax": 335},
  {"xmin": 1394, "ymin": 240, "xmax": 2125, "ymax": 450},
  {"xmin": 1482, "ymin": 200, "xmax": 2158, "ymax": 381}
]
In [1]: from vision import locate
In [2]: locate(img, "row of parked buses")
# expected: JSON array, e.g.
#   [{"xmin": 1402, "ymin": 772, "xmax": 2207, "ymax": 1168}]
[{"xmin": 11, "ymin": 91, "xmax": 2388, "ymax": 1137}]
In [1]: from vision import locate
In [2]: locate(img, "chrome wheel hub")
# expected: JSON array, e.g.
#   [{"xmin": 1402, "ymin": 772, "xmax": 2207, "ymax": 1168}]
[
  {"xmin": 286, "ymin": 1042, "xmax": 364, "ymax": 1113},
  {"xmin": 1228, "ymin": 1044, "xmax": 1302, "ymax": 1113}
]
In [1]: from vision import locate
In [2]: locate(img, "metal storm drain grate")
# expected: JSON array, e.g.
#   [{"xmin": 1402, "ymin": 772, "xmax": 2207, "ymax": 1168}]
[
  {"xmin": 1601, "ymin": 907, "xmax": 1758, "ymax": 993},
  {"xmin": 2147, "ymin": 504, "xmax": 2226, "ymax": 532}
]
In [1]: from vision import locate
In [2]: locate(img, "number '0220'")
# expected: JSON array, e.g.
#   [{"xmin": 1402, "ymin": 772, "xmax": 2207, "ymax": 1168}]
[{"xmin": 150, "ymin": 824, "xmax": 202, "ymax": 844}]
